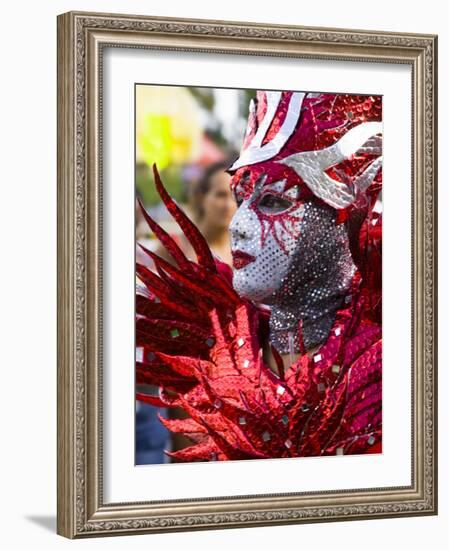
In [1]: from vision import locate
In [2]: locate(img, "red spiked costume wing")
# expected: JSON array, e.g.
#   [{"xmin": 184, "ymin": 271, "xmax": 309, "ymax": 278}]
[{"xmin": 136, "ymin": 165, "xmax": 382, "ymax": 462}]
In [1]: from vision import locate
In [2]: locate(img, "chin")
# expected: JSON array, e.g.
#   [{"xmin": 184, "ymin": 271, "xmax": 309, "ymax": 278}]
[{"xmin": 232, "ymin": 269, "xmax": 273, "ymax": 304}]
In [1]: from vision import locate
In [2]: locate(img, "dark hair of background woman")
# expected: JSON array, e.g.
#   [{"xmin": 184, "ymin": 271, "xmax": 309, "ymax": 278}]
[{"xmin": 189, "ymin": 155, "xmax": 237, "ymax": 220}]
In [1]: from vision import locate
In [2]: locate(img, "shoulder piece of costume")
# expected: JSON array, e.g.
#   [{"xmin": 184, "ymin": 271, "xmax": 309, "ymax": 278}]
[{"xmin": 136, "ymin": 162, "xmax": 382, "ymax": 462}]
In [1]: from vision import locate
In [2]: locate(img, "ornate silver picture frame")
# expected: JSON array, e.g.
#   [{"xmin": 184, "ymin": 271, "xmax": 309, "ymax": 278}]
[{"xmin": 57, "ymin": 10, "xmax": 437, "ymax": 538}]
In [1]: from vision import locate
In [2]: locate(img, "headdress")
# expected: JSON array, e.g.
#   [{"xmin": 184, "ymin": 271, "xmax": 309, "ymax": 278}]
[{"xmin": 227, "ymin": 91, "xmax": 382, "ymax": 213}]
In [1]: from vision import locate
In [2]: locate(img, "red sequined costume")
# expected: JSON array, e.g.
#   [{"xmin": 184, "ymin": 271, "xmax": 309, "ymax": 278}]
[{"xmin": 136, "ymin": 91, "xmax": 382, "ymax": 462}]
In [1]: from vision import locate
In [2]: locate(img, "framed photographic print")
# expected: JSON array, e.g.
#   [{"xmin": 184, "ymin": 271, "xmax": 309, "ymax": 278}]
[{"xmin": 57, "ymin": 11, "xmax": 438, "ymax": 538}]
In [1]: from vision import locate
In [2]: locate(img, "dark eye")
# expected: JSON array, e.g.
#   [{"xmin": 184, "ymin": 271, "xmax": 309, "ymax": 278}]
[{"xmin": 258, "ymin": 193, "xmax": 293, "ymax": 214}]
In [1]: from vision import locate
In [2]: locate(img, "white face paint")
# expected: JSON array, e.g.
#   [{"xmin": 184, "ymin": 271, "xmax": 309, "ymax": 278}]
[{"xmin": 229, "ymin": 177, "xmax": 306, "ymax": 304}]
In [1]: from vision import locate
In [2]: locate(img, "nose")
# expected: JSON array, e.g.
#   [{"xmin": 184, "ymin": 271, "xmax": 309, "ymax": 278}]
[
  {"xmin": 230, "ymin": 210, "xmax": 248, "ymax": 241},
  {"xmin": 234, "ymin": 227, "xmax": 247, "ymax": 239}
]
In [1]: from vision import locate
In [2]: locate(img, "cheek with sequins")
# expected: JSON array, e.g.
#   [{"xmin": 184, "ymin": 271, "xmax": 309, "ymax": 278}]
[
  {"xmin": 249, "ymin": 196, "xmax": 305, "ymax": 257},
  {"xmin": 230, "ymin": 198, "xmax": 307, "ymax": 304}
]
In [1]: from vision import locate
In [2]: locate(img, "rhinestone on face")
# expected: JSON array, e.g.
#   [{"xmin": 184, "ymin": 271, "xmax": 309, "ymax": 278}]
[
  {"xmin": 170, "ymin": 328, "xmax": 180, "ymax": 338},
  {"xmin": 238, "ymin": 416, "xmax": 247, "ymax": 425},
  {"xmin": 344, "ymin": 294, "xmax": 352, "ymax": 304},
  {"xmin": 334, "ymin": 327, "xmax": 341, "ymax": 336},
  {"xmin": 313, "ymin": 353, "xmax": 322, "ymax": 363},
  {"xmin": 262, "ymin": 431, "xmax": 271, "ymax": 442},
  {"xmin": 284, "ymin": 438, "xmax": 293, "ymax": 449},
  {"xmin": 331, "ymin": 364, "xmax": 341, "ymax": 374},
  {"xmin": 336, "ymin": 447, "xmax": 344, "ymax": 455},
  {"xmin": 317, "ymin": 383, "xmax": 325, "ymax": 393},
  {"xmin": 205, "ymin": 337, "xmax": 215, "ymax": 348},
  {"xmin": 301, "ymin": 404, "xmax": 310, "ymax": 412},
  {"xmin": 281, "ymin": 415, "xmax": 289, "ymax": 425},
  {"xmin": 213, "ymin": 398, "xmax": 222, "ymax": 409},
  {"xmin": 367, "ymin": 435, "xmax": 376, "ymax": 445},
  {"xmin": 276, "ymin": 385, "xmax": 286, "ymax": 395},
  {"xmin": 242, "ymin": 359, "xmax": 250, "ymax": 368},
  {"xmin": 237, "ymin": 338, "xmax": 245, "ymax": 348}
]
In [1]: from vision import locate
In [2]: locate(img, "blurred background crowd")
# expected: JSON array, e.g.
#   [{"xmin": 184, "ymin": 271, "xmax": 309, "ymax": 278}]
[{"xmin": 135, "ymin": 84, "xmax": 255, "ymax": 465}]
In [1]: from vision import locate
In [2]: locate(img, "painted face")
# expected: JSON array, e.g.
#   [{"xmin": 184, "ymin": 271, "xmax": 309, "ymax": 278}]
[{"xmin": 230, "ymin": 173, "xmax": 308, "ymax": 304}]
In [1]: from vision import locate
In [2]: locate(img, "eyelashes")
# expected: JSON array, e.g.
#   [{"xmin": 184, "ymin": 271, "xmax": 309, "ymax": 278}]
[
  {"xmin": 234, "ymin": 192, "xmax": 296, "ymax": 214},
  {"xmin": 257, "ymin": 192, "xmax": 294, "ymax": 214},
  {"xmin": 234, "ymin": 180, "xmax": 301, "ymax": 214}
]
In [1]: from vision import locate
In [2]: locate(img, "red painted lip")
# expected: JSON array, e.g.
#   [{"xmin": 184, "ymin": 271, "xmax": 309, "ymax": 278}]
[{"xmin": 232, "ymin": 250, "xmax": 256, "ymax": 269}]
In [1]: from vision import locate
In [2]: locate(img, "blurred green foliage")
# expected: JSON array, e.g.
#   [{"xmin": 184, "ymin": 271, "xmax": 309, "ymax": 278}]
[{"xmin": 136, "ymin": 163, "xmax": 185, "ymax": 206}]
